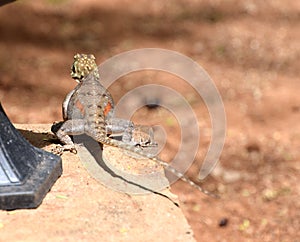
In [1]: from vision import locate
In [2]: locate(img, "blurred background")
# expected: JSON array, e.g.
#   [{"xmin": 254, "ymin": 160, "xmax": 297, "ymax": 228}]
[{"xmin": 0, "ymin": 0, "xmax": 299, "ymax": 241}]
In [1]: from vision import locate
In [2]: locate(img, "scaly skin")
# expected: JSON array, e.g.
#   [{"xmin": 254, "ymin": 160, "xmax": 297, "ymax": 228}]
[
  {"xmin": 62, "ymin": 54, "xmax": 157, "ymax": 149},
  {"xmin": 52, "ymin": 54, "xmax": 218, "ymax": 198}
]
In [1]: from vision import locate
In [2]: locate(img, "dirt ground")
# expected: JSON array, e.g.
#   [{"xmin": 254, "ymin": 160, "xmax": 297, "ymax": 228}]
[{"xmin": 0, "ymin": 0, "xmax": 299, "ymax": 241}]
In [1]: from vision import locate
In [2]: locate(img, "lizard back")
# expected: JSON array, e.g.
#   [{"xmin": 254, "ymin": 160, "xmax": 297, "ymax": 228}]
[{"xmin": 67, "ymin": 54, "xmax": 114, "ymax": 134}]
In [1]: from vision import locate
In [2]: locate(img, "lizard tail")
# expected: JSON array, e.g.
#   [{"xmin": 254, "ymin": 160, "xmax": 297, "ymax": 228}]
[{"xmin": 97, "ymin": 135, "xmax": 219, "ymax": 198}]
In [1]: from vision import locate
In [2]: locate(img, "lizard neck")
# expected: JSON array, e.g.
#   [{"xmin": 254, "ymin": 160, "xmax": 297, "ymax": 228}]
[{"xmin": 90, "ymin": 69, "xmax": 100, "ymax": 80}]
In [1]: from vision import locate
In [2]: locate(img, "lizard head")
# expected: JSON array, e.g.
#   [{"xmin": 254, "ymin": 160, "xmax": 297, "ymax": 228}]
[{"xmin": 71, "ymin": 54, "xmax": 98, "ymax": 82}]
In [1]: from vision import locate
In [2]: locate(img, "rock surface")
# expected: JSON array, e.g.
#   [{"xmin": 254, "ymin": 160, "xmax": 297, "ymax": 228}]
[{"xmin": 0, "ymin": 124, "xmax": 195, "ymax": 242}]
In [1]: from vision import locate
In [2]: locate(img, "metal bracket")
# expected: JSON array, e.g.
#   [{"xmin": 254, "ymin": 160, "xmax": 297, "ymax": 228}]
[{"xmin": 0, "ymin": 104, "xmax": 62, "ymax": 210}]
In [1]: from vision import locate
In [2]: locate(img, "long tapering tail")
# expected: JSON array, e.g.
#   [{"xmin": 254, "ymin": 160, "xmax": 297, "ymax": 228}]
[{"xmin": 96, "ymin": 135, "xmax": 219, "ymax": 198}]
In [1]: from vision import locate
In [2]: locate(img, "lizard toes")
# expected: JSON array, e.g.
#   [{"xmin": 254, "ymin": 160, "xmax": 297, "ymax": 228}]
[
  {"xmin": 51, "ymin": 145, "xmax": 64, "ymax": 156},
  {"xmin": 51, "ymin": 144, "xmax": 77, "ymax": 155}
]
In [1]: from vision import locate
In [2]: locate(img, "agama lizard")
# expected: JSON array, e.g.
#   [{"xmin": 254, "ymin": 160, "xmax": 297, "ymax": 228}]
[{"xmin": 51, "ymin": 54, "xmax": 218, "ymax": 198}]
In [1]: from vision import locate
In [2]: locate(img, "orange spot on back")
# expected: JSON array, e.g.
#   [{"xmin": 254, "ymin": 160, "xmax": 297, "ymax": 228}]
[
  {"xmin": 103, "ymin": 102, "xmax": 112, "ymax": 117},
  {"xmin": 75, "ymin": 100, "xmax": 85, "ymax": 115}
]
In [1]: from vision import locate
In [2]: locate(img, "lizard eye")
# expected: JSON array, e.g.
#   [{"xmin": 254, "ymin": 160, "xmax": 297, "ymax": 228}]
[{"xmin": 72, "ymin": 65, "xmax": 76, "ymax": 73}]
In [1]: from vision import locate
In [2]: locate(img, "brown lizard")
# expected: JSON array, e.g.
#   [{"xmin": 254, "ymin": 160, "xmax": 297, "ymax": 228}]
[
  {"xmin": 51, "ymin": 53, "xmax": 218, "ymax": 198},
  {"xmin": 60, "ymin": 54, "xmax": 157, "ymax": 151}
]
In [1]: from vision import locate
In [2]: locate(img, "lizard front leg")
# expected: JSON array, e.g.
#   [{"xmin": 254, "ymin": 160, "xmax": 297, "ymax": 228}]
[{"xmin": 51, "ymin": 119, "xmax": 85, "ymax": 153}]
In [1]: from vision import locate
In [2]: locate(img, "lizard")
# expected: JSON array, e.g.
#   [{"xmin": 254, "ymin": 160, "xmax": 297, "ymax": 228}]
[
  {"xmin": 56, "ymin": 54, "xmax": 157, "ymax": 151},
  {"xmin": 51, "ymin": 53, "xmax": 218, "ymax": 198}
]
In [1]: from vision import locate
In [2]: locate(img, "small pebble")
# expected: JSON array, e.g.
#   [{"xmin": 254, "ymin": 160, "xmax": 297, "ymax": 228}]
[
  {"xmin": 219, "ymin": 217, "xmax": 229, "ymax": 227},
  {"xmin": 144, "ymin": 97, "xmax": 160, "ymax": 109}
]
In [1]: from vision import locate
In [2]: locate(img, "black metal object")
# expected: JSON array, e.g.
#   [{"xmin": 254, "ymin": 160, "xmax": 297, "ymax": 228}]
[
  {"xmin": 0, "ymin": 103, "xmax": 62, "ymax": 210},
  {"xmin": 0, "ymin": 0, "xmax": 16, "ymax": 7}
]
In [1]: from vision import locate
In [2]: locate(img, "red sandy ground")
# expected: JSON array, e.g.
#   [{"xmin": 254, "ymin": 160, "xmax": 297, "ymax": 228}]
[{"xmin": 0, "ymin": 0, "xmax": 299, "ymax": 241}]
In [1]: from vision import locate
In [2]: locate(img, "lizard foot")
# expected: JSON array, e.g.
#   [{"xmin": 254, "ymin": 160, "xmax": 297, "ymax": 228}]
[{"xmin": 52, "ymin": 144, "xmax": 77, "ymax": 155}]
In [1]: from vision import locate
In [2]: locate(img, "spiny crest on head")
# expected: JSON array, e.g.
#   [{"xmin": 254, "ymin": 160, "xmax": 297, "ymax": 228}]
[{"xmin": 71, "ymin": 54, "xmax": 98, "ymax": 81}]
